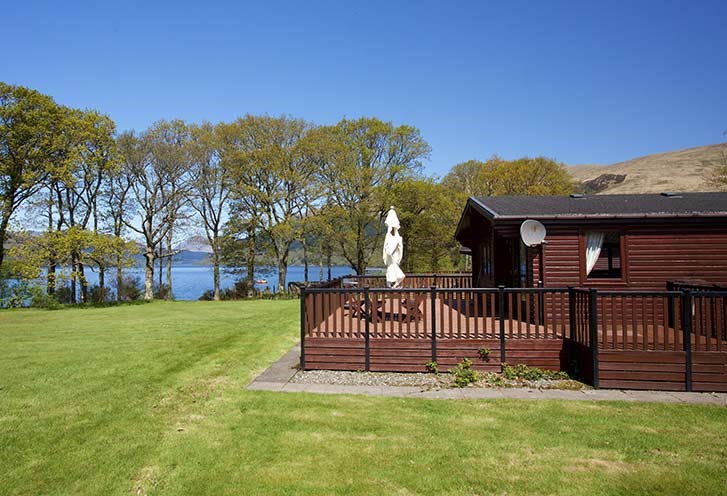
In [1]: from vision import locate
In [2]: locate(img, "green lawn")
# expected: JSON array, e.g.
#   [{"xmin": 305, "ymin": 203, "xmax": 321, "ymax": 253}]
[{"xmin": 1, "ymin": 301, "xmax": 725, "ymax": 496}]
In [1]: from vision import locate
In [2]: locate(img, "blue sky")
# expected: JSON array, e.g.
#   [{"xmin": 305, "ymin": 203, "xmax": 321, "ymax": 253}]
[{"xmin": 3, "ymin": 0, "xmax": 726, "ymax": 176}]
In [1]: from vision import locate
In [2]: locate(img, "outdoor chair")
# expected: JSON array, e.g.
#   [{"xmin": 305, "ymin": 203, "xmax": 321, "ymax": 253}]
[
  {"xmin": 343, "ymin": 299, "xmax": 366, "ymax": 319},
  {"xmin": 401, "ymin": 294, "xmax": 426, "ymax": 323}
]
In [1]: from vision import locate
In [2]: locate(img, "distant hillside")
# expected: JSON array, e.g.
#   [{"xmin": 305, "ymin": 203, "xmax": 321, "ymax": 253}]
[{"xmin": 570, "ymin": 142, "xmax": 727, "ymax": 194}]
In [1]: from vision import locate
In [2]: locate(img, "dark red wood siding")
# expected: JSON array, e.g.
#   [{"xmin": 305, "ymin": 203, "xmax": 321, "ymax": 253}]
[{"xmin": 519, "ymin": 219, "xmax": 727, "ymax": 290}]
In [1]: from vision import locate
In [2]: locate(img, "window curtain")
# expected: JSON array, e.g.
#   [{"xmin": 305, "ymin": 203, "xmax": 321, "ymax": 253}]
[{"xmin": 585, "ymin": 232, "xmax": 605, "ymax": 275}]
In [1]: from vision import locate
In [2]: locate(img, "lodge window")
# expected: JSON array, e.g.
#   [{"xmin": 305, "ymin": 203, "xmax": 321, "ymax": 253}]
[{"xmin": 585, "ymin": 231, "xmax": 622, "ymax": 279}]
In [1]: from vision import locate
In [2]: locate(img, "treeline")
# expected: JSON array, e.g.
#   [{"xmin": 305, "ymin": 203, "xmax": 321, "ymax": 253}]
[{"xmin": 0, "ymin": 82, "xmax": 574, "ymax": 303}]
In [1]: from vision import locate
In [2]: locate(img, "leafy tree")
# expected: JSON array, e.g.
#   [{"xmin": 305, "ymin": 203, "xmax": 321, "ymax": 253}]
[
  {"xmin": 102, "ymin": 158, "xmax": 134, "ymax": 301},
  {"xmin": 188, "ymin": 122, "xmax": 230, "ymax": 300},
  {"xmin": 0, "ymin": 83, "xmax": 67, "ymax": 270},
  {"xmin": 708, "ymin": 133, "xmax": 727, "ymax": 190},
  {"xmin": 442, "ymin": 156, "xmax": 575, "ymax": 208},
  {"xmin": 8, "ymin": 228, "xmax": 136, "ymax": 302},
  {"xmin": 147, "ymin": 119, "xmax": 192, "ymax": 300},
  {"xmin": 303, "ymin": 117, "xmax": 430, "ymax": 274},
  {"xmin": 223, "ymin": 115, "xmax": 314, "ymax": 292},
  {"xmin": 117, "ymin": 129, "xmax": 174, "ymax": 301},
  {"xmin": 46, "ymin": 109, "xmax": 117, "ymax": 302},
  {"xmin": 391, "ymin": 177, "xmax": 461, "ymax": 272}
]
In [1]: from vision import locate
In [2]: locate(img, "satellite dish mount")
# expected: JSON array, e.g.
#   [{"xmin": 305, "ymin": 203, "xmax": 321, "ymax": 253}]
[{"xmin": 520, "ymin": 219, "xmax": 547, "ymax": 247}]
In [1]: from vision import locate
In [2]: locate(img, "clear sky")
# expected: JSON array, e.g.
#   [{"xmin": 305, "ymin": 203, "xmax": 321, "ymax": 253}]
[{"xmin": 3, "ymin": 0, "xmax": 726, "ymax": 176}]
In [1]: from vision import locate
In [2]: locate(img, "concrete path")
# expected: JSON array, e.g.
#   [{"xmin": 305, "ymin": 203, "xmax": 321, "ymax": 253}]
[{"xmin": 247, "ymin": 345, "xmax": 727, "ymax": 406}]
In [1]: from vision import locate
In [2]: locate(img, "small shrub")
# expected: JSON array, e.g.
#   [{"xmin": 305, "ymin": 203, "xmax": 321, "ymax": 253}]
[
  {"xmin": 115, "ymin": 276, "xmax": 143, "ymax": 301},
  {"xmin": 501, "ymin": 363, "xmax": 569, "ymax": 382},
  {"xmin": 154, "ymin": 284, "xmax": 172, "ymax": 300},
  {"xmin": 31, "ymin": 289, "xmax": 62, "ymax": 309},
  {"xmin": 53, "ymin": 284, "xmax": 73, "ymax": 304},
  {"xmin": 485, "ymin": 372, "xmax": 506, "ymax": 387},
  {"xmin": 425, "ymin": 361, "xmax": 439, "ymax": 374},
  {"xmin": 88, "ymin": 285, "xmax": 112, "ymax": 303},
  {"xmin": 450, "ymin": 357, "xmax": 480, "ymax": 387},
  {"xmin": 477, "ymin": 347, "xmax": 491, "ymax": 361}
]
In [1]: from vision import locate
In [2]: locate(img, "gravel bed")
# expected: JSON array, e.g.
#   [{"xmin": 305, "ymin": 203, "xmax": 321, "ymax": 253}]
[
  {"xmin": 290, "ymin": 369, "xmax": 587, "ymax": 390},
  {"xmin": 290, "ymin": 369, "xmax": 451, "ymax": 388}
]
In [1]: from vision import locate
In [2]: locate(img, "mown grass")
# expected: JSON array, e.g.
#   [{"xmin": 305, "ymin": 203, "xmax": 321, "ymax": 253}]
[{"xmin": 1, "ymin": 301, "xmax": 725, "ymax": 495}]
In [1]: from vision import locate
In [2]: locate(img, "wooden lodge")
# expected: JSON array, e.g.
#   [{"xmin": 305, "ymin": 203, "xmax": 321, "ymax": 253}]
[
  {"xmin": 455, "ymin": 192, "xmax": 727, "ymax": 291},
  {"xmin": 300, "ymin": 193, "xmax": 727, "ymax": 392}
]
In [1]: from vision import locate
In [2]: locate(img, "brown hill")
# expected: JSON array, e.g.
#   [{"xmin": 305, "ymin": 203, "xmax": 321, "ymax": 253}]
[{"xmin": 569, "ymin": 142, "xmax": 727, "ymax": 194}]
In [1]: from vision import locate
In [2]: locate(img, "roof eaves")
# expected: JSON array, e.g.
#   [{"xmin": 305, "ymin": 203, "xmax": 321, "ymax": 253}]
[
  {"xmin": 469, "ymin": 197, "xmax": 501, "ymax": 219},
  {"xmin": 493, "ymin": 212, "xmax": 727, "ymax": 221}
]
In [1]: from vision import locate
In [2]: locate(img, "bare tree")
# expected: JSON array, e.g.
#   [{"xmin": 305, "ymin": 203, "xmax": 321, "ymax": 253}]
[
  {"xmin": 118, "ymin": 126, "xmax": 186, "ymax": 301},
  {"xmin": 188, "ymin": 122, "xmax": 230, "ymax": 300}
]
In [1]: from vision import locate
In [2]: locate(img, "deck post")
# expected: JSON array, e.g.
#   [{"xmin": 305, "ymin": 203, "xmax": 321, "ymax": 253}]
[
  {"xmin": 567, "ymin": 287, "xmax": 576, "ymax": 340},
  {"xmin": 567, "ymin": 286, "xmax": 576, "ymax": 374},
  {"xmin": 666, "ymin": 281, "xmax": 675, "ymax": 328},
  {"xmin": 432, "ymin": 273, "xmax": 438, "ymax": 288},
  {"xmin": 589, "ymin": 288, "xmax": 599, "ymax": 388},
  {"xmin": 299, "ymin": 287, "xmax": 306, "ymax": 370},
  {"xmin": 682, "ymin": 289, "xmax": 693, "ymax": 392},
  {"xmin": 364, "ymin": 286, "xmax": 371, "ymax": 372},
  {"xmin": 498, "ymin": 286, "xmax": 506, "ymax": 364},
  {"xmin": 538, "ymin": 280, "xmax": 545, "ymax": 326},
  {"xmin": 430, "ymin": 286, "xmax": 437, "ymax": 363}
]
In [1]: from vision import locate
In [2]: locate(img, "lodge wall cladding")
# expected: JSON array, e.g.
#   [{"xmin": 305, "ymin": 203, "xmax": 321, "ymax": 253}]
[{"xmin": 528, "ymin": 219, "xmax": 727, "ymax": 290}]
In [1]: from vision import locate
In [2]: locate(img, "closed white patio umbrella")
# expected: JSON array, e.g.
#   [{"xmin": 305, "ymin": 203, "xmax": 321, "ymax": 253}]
[{"xmin": 383, "ymin": 206, "xmax": 405, "ymax": 288}]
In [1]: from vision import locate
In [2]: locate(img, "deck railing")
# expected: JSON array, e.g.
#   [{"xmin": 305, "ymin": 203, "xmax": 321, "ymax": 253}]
[
  {"xmin": 339, "ymin": 273, "xmax": 472, "ymax": 289},
  {"xmin": 300, "ymin": 284, "xmax": 727, "ymax": 392},
  {"xmin": 301, "ymin": 286, "xmax": 569, "ymax": 341}
]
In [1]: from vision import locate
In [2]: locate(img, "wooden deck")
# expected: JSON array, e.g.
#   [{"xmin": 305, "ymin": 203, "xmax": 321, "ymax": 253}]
[{"xmin": 301, "ymin": 287, "xmax": 727, "ymax": 392}]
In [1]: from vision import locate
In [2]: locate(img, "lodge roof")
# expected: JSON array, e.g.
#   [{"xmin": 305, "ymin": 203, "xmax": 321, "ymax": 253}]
[{"xmin": 468, "ymin": 192, "xmax": 727, "ymax": 220}]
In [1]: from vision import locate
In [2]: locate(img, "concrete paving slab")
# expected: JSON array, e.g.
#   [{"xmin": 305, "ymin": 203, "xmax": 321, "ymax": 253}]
[
  {"xmin": 247, "ymin": 381, "xmax": 284, "ymax": 392},
  {"xmin": 253, "ymin": 346, "xmax": 299, "ymax": 383},
  {"xmin": 377, "ymin": 386, "xmax": 425, "ymax": 397},
  {"xmin": 415, "ymin": 389, "xmax": 465, "ymax": 399},
  {"xmin": 498, "ymin": 389, "xmax": 546, "ymax": 400},
  {"xmin": 580, "ymin": 389, "xmax": 631, "ymax": 401},
  {"xmin": 621, "ymin": 391, "xmax": 683, "ymax": 403}
]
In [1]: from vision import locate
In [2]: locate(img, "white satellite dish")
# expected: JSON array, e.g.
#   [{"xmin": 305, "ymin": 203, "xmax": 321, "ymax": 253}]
[{"xmin": 520, "ymin": 219, "xmax": 546, "ymax": 247}]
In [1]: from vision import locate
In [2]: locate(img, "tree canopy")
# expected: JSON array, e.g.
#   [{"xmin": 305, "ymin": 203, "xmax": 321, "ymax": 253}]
[{"xmin": 3, "ymin": 81, "xmax": 590, "ymax": 302}]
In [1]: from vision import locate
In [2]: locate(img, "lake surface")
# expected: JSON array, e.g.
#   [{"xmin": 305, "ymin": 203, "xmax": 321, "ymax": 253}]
[{"xmin": 80, "ymin": 265, "xmax": 353, "ymax": 300}]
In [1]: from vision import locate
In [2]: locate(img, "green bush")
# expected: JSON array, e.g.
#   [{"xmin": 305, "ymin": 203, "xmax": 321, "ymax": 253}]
[
  {"xmin": 450, "ymin": 358, "xmax": 480, "ymax": 387},
  {"xmin": 424, "ymin": 361, "xmax": 438, "ymax": 374},
  {"xmin": 485, "ymin": 372, "xmax": 506, "ymax": 387},
  {"xmin": 477, "ymin": 347, "xmax": 491, "ymax": 361},
  {"xmin": 501, "ymin": 363, "xmax": 569, "ymax": 381}
]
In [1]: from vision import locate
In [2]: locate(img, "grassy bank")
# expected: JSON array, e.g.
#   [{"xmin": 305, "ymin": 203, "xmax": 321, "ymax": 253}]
[{"xmin": 1, "ymin": 302, "xmax": 725, "ymax": 495}]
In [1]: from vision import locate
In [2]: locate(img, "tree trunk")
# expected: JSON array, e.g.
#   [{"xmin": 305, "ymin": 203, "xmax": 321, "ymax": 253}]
[
  {"xmin": 47, "ymin": 261, "xmax": 56, "ymax": 295},
  {"xmin": 77, "ymin": 259, "xmax": 88, "ymax": 303},
  {"xmin": 327, "ymin": 250, "xmax": 332, "ymax": 281},
  {"xmin": 144, "ymin": 248, "xmax": 154, "ymax": 301},
  {"xmin": 46, "ymin": 196, "xmax": 55, "ymax": 294},
  {"xmin": 0, "ymin": 209, "xmax": 11, "ymax": 271},
  {"xmin": 165, "ymin": 235, "xmax": 173, "ymax": 300},
  {"xmin": 212, "ymin": 251, "xmax": 220, "ymax": 301},
  {"xmin": 157, "ymin": 247, "xmax": 163, "ymax": 291},
  {"xmin": 116, "ymin": 256, "xmax": 123, "ymax": 302},
  {"xmin": 318, "ymin": 250, "xmax": 323, "ymax": 282},
  {"xmin": 278, "ymin": 259, "xmax": 287, "ymax": 293},
  {"xmin": 99, "ymin": 265, "xmax": 105, "ymax": 300},
  {"xmin": 246, "ymin": 229, "xmax": 255, "ymax": 296},
  {"xmin": 70, "ymin": 259, "xmax": 77, "ymax": 304},
  {"xmin": 303, "ymin": 237, "xmax": 309, "ymax": 283}
]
